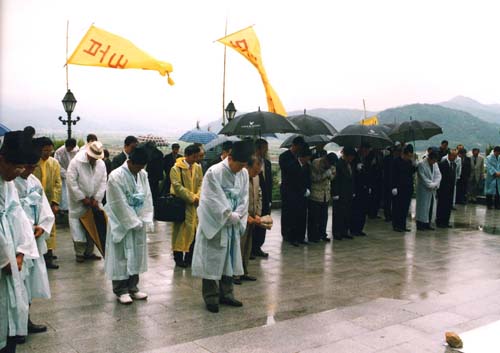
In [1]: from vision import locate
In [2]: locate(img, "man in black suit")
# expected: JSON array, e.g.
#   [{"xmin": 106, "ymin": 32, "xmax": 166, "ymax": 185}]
[
  {"xmin": 252, "ymin": 139, "xmax": 272, "ymax": 258},
  {"xmin": 279, "ymin": 136, "xmax": 306, "ymax": 245},
  {"xmin": 207, "ymin": 141, "xmax": 232, "ymax": 170},
  {"xmin": 367, "ymin": 148, "xmax": 384, "ymax": 219},
  {"xmin": 456, "ymin": 148, "xmax": 471, "ymax": 204},
  {"xmin": 163, "ymin": 143, "xmax": 182, "ymax": 195},
  {"xmin": 383, "ymin": 146, "xmax": 401, "ymax": 222},
  {"xmin": 111, "ymin": 135, "xmax": 138, "ymax": 170},
  {"xmin": 331, "ymin": 147, "xmax": 356, "ymax": 240},
  {"xmin": 391, "ymin": 144, "xmax": 416, "ymax": 232},
  {"xmin": 145, "ymin": 142, "xmax": 164, "ymax": 218},
  {"xmin": 436, "ymin": 150, "xmax": 457, "ymax": 228},
  {"xmin": 349, "ymin": 143, "xmax": 371, "ymax": 236}
]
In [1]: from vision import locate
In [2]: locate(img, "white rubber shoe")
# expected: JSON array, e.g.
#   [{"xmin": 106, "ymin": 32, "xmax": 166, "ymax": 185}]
[
  {"xmin": 118, "ymin": 294, "xmax": 133, "ymax": 304},
  {"xmin": 130, "ymin": 291, "xmax": 148, "ymax": 300}
]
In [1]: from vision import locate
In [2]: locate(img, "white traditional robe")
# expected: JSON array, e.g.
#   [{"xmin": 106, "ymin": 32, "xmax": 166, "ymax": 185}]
[
  {"xmin": 104, "ymin": 164, "xmax": 153, "ymax": 280},
  {"xmin": 54, "ymin": 145, "xmax": 79, "ymax": 210},
  {"xmin": 416, "ymin": 160, "xmax": 442, "ymax": 223},
  {"xmin": 14, "ymin": 175, "xmax": 55, "ymax": 300},
  {"xmin": 192, "ymin": 159, "xmax": 249, "ymax": 280},
  {"xmin": 66, "ymin": 151, "xmax": 107, "ymax": 242},
  {"xmin": 0, "ymin": 176, "xmax": 38, "ymax": 348}
]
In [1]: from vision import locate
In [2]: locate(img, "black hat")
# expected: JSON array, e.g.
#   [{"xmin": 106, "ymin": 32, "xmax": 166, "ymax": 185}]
[
  {"xmin": 231, "ymin": 141, "xmax": 255, "ymax": 163},
  {"xmin": 129, "ymin": 145, "xmax": 151, "ymax": 165},
  {"xmin": 0, "ymin": 130, "xmax": 35, "ymax": 164}
]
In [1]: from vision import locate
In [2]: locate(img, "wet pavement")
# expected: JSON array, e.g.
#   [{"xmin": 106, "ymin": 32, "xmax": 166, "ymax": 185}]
[{"xmin": 19, "ymin": 201, "xmax": 500, "ymax": 353}]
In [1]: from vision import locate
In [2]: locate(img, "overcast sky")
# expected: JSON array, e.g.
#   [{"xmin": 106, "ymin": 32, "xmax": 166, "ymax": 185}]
[{"xmin": 1, "ymin": 0, "xmax": 499, "ymax": 132}]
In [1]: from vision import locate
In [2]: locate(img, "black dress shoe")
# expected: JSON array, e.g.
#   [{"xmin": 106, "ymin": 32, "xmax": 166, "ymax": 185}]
[
  {"xmin": 291, "ymin": 241, "xmax": 299, "ymax": 247},
  {"xmin": 255, "ymin": 249, "xmax": 269, "ymax": 258},
  {"xmin": 322, "ymin": 237, "xmax": 331, "ymax": 242},
  {"xmin": 28, "ymin": 319, "xmax": 47, "ymax": 334},
  {"xmin": 241, "ymin": 275, "xmax": 257, "ymax": 281},
  {"xmin": 309, "ymin": 239, "xmax": 320, "ymax": 243},
  {"xmin": 175, "ymin": 260, "xmax": 188, "ymax": 268},
  {"xmin": 45, "ymin": 262, "xmax": 59, "ymax": 269},
  {"xmin": 15, "ymin": 336, "xmax": 26, "ymax": 344},
  {"xmin": 333, "ymin": 236, "xmax": 343, "ymax": 241},
  {"xmin": 299, "ymin": 240, "xmax": 308, "ymax": 245},
  {"xmin": 206, "ymin": 304, "xmax": 219, "ymax": 313},
  {"xmin": 249, "ymin": 254, "xmax": 256, "ymax": 260},
  {"xmin": 233, "ymin": 277, "xmax": 242, "ymax": 285},
  {"xmin": 358, "ymin": 231, "xmax": 367, "ymax": 236},
  {"xmin": 220, "ymin": 297, "xmax": 243, "ymax": 307},
  {"xmin": 393, "ymin": 227, "xmax": 404, "ymax": 232},
  {"xmin": 344, "ymin": 235, "xmax": 354, "ymax": 239},
  {"xmin": 84, "ymin": 254, "xmax": 102, "ymax": 260}
]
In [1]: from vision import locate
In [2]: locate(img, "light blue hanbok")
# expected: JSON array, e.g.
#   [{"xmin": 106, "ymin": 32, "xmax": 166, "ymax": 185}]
[
  {"xmin": 484, "ymin": 153, "xmax": 500, "ymax": 196},
  {"xmin": 14, "ymin": 174, "xmax": 55, "ymax": 300},
  {"xmin": 104, "ymin": 163, "xmax": 153, "ymax": 281},
  {"xmin": 0, "ymin": 177, "xmax": 39, "ymax": 349},
  {"xmin": 192, "ymin": 159, "xmax": 249, "ymax": 280},
  {"xmin": 415, "ymin": 159, "xmax": 442, "ymax": 223}
]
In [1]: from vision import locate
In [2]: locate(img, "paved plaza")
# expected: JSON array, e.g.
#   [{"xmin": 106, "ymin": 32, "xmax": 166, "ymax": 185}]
[{"xmin": 19, "ymin": 202, "xmax": 500, "ymax": 353}]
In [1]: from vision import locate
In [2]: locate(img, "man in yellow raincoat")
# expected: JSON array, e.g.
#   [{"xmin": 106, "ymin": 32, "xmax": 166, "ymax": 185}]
[
  {"xmin": 33, "ymin": 137, "xmax": 61, "ymax": 269},
  {"xmin": 169, "ymin": 144, "xmax": 203, "ymax": 268}
]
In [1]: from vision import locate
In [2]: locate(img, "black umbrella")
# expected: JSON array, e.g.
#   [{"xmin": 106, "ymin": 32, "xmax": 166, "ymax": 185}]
[
  {"xmin": 331, "ymin": 124, "xmax": 393, "ymax": 149},
  {"xmin": 388, "ymin": 120, "xmax": 443, "ymax": 142},
  {"xmin": 280, "ymin": 134, "xmax": 331, "ymax": 148},
  {"xmin": 288, "ymin": 110, "xmax": 338, "ymax": 136},
  {"xmin": 219, "ymin": 108, "xmax": 300, "ymax": 136}
]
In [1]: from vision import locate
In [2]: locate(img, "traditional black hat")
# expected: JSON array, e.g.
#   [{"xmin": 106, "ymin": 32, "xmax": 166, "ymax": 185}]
[
  {"xmin": 231, "ymin": 141, "xmax": 255, "ymax": 163},
  {"xmin": 129, "ymin": 145, "xmax": 151, "ymax": 165},
  {"xmin": 0, "ymin": 130, "xmax": 35, "ymax": 164},
  {"xmin": 326, "ymin": 152, "xmax": 339, "ymax": 165}
]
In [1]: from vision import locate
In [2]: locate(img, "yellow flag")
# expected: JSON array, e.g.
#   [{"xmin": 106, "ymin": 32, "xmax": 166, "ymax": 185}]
[
  {"xmin": 217, "ymin": 26, "xmax": 286, "ymax": 116},
  {"xmin": 360, "ymin": 115, "xmax": 379, "ymax": 126},
  {"xmin": 67, "ymin": 25, "xmax": 174, "ymax": 85}
]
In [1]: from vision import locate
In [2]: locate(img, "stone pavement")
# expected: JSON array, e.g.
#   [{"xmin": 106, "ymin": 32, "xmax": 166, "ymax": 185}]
[{"xmin": 19, "ymin": 202, "xmax": 500, "ymax": 353}]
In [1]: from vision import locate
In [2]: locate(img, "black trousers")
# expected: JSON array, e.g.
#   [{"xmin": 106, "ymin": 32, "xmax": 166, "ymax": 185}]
[
  {"xmin": 368, "ymin": 180, "xmax": 383, "ymax": 218},
  {"xmin": 456, "ymin": 179, "xmax": 468, "ymax": 204},
  {"xmin": 332, "ymin": 199, "xmax": 352, "ymax": 238},
  {"xmin": 392, "ymin": 189, "xmax": 412, "ymax": 229},
  {"xmin": 436, "ymin": 191, "xmax": 453, "ymax": 226},
  {"xmin": 252, "ymin": 226, "xmax": 267, "ymax": 253},
  {"xmin": 350, "ymin": 191, "xmax": 368, "ymax": 234},
  {"xmin": 281, "ymin": 190, "xmax": 307, "ymax": 243},
  {"xmin": 307, "ymin": 200, "xmax": 328, "ymax": 241},
  {"xmin": 0, "ymin": 337, "xmax": 16, "ymax": 353},
  {"xmin": 149, "ymin": 179, "xmax": 160, "ymax": 217},
  {"xmin": 383, "ymin": 186, "xmax": 393, "ymax": 220}
]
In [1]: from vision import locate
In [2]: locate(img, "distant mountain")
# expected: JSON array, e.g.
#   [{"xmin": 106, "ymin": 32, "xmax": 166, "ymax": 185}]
[
  {"xmin": 438, "ymin": 96, "xmax": 500, "ymax": 124},
  {"xmin": 378, "ymin": 103, "xmax": 500, "ymax": 149}
]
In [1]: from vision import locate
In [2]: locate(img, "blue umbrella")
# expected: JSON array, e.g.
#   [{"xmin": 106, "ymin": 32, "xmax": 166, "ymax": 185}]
[
  {"xmin": 0, "ymin": 123, "xmax": 11, "ymax": 137},
  {"xmin": 179, "ymin": 129, "xmax": 217, "ymax": 145}
]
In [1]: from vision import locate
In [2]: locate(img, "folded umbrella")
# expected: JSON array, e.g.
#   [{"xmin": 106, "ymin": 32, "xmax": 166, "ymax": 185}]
[{"xmin": 79, "ymin": 207, "xmax": 108, "ymax": 257}]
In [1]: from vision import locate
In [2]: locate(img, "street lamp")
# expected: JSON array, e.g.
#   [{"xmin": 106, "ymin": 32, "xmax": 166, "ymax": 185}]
[
  {"xmin": 223, "ymin": 100, "xmax": 237, "ymax": 126},
  {"xmin": 58, "ymin": 89, "xmax": 80, "ymax": 139}
]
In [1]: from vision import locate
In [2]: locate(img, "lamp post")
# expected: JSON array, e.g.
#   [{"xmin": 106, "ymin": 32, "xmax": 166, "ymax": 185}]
[
  {"xmin": 223, "ymin": 100, "xmax": 236, "ymax": 126},
  {"xmin": 58, "ymin": 89, "xmax": 80, "ymax": 140}
]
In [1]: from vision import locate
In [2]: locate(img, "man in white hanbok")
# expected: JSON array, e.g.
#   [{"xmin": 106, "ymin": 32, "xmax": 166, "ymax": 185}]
[
  {"xmin": 192, "ymin": 141, "xmax": 253, "ymax": 313},
  {"xmin": 14, "ymin": 151, "xmax": 55, "ymax": 338},
  {"xmin": 66, "ymin": 141, "xmax": 107, "ymax": 262},
  {"xmin": 0, "ymin": 131, "xmax": 39, "ymax": 352},
  {"xmin": 104, "ymin": 146, "xmax": 153, "ymax": 305},
  {"xmin": 416, "ymin": 149, "xmax": 442, "ymax": 231},
  {"xmin": 54, "ymin": 138, "xmax": 79, "ymax": 212}
]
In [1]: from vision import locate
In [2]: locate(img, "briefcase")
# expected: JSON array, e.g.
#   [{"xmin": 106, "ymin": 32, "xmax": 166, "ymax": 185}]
[{"xmin": 156, "ymin": 166, "xmax": 186, "ymax": 222}]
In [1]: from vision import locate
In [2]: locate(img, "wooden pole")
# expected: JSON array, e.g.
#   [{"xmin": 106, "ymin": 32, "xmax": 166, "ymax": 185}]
[{"xmin": 221, "ymin": 17, "xmax": 228, "ymax": 126}]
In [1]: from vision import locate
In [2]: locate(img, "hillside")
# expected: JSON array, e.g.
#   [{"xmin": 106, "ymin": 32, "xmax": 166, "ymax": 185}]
[
  {"xmin": 438, "ymin": 96, "xmax": 500, "ymax": 124},
  {"xmin": 378, "ymin": 104, "xmax": 500, "ymax": 149}
]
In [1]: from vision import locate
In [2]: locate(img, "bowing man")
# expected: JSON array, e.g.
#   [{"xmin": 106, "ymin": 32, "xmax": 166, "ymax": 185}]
[
  {"xmin": 191, "ymin": 141, "xmax": 253, "ymax": 313},
  {"xmin": 0, "ymin": 131, "xmax": 39, "ymax": 352},
  {"xmin": 391, "ymin": 144, "xmax": 416, "ymax": 232},
  {"xmin": 436, "ymin": 150, "xmax": 458, "ymax": 228},
  {"xmin": 14, "ymin": 147, "xmax": 55, "ymax": 339},
  {"xmin": 104, "ymin": 146, "xmax": 154, "ymax": 305},
  {"xmin": 416, "ymin": 148, "xmax": 442, "ymax": 230}
]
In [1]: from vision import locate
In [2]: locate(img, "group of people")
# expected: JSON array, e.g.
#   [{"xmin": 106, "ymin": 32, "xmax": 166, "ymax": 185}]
[
  {"xmin": 2, "ymin": 125, "xmax": 498, "ymax": 352},
  {"xmin": 278, "ymin": 137, "xmax": 490, "ymax": 244}
]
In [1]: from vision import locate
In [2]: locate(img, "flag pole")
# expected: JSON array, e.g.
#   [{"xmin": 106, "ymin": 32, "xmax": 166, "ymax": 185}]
[
  {"xmin": 363, "ymin": 98, "xmax": 367, "ymax": 119},
  {"xmin": 66, "ymin": 20, "xmax": 69, "ymax": 90},
  {"xmin": 221, "ymin": 17, "xmax": 228, "ymax": 126}
]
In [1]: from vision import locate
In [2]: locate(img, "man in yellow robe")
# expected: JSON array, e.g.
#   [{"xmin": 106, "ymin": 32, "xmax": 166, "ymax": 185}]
[
  {"xmin": 33, "ymin": 137, "xmax": 62, "ymax": 269},
  {"xmin": 169, "ymin": 144, "xmax": 203, "ymax": 268}
]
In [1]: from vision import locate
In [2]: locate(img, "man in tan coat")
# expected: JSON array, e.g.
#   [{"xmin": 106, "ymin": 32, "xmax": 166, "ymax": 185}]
[
  {"xmin": 33, "ymin": 137, "xmax": 62, "ymax": 269},
  {"xmin": 234, "ymin": 156, "xmax": 262, "ymax": 284},
  {"xmin": 170, "ymin": 144, "xmax": 203, "ymax": 268}
]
